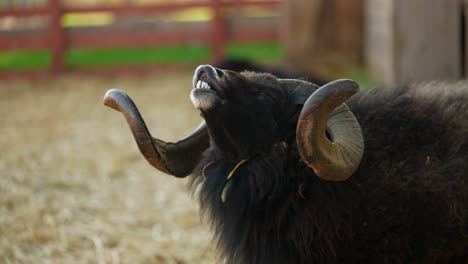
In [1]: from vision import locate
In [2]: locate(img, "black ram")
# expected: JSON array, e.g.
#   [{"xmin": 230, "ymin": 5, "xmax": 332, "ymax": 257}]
[{"xmin": 103, "ymin": 65, "xmax": 468, "ymax": 263}]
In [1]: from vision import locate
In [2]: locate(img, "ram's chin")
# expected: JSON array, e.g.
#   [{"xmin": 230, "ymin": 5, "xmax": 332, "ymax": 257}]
[{"xmin": 190, "ymin": 88, "xmax": 220, "ymax": 111}]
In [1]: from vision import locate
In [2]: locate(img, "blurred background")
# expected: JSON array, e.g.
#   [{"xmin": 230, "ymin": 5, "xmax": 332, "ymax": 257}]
[{"xmin": 0, "ymin": 0, "xmax": 465, "ymax": 263}]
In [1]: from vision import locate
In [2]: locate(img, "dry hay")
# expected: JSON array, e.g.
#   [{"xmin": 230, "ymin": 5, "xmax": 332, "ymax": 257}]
[{"xmin": 0, "ymin": 71, "xmax": 216, "ymax": 263}]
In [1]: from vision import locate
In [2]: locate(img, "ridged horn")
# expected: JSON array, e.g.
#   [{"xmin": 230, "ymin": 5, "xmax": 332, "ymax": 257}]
[
  {"xmin": 296, "ymin": 79, "xmax": 364, "ymax": 181},
  {"xmin": 103, "ymin": 89, "xmax": 210, "ymax": 177}
]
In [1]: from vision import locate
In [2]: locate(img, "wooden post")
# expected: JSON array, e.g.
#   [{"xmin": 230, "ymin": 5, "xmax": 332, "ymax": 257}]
[
  {"xmin": 48, "ymin": 0, "xmax": 65, "ymax": 74},
  {"xmin": 211, "ymin": 0, "xmax": 225, "ymax": 63}
]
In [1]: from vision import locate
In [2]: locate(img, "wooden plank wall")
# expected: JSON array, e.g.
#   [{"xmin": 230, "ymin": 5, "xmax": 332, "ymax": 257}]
[
  {"xmin": 366, "ymin": 0, "xmax": 463, "ymax": 84},
  {"xmin": 465, "ymin": 0, "xmax": 468, "ymax": 77},
  {"xmin": 365, "ymin": 0, "xmax": 394, "ymax": 84},
  {"xmin": 395, "ymin": 0, "xmax": 461, "ymax": 82}
]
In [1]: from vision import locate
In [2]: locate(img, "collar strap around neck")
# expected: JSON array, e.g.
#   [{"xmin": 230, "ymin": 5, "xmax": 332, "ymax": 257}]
[{"xmin": 221, "ymin": 159, "xmax": 248, "ymax": 203}]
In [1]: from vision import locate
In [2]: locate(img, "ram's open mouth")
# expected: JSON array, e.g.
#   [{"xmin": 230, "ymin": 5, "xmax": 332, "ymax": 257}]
[
  {"xmin": 192, "ymin": 64, "xmax": 222, "ymax": 91},
  {"xmin": 194, "ymin": 73, "xmax": 212, "ymax": 90},
  {"xmin": 190, "ymin": 65, "xmax": 224, "ymax": 110}
]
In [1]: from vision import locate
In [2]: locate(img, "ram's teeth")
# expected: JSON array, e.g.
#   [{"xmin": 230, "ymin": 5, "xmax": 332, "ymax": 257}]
[
  {"xmin": 203, "ymin": 82, "xmax": 210, "ymax": 89},
  {"xmin": 196, "ymin": 80, "xmax": 202, "ymax": 89}
]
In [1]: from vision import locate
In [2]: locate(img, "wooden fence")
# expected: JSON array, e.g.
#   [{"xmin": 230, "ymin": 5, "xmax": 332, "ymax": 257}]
[{"xmin": 0, "ymin": 0, "xmax": 280, "ymax": 78}]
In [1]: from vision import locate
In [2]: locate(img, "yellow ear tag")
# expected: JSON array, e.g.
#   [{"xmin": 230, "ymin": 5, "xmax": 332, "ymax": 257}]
[{"xmin": 221, "ymin": 159, "xmax": 247, "ymax": 203}]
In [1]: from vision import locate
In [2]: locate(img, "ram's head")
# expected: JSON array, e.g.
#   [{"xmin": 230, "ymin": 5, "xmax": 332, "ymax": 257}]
[{"xmin": 103, "ymin": 65, "xmax": 364, "ymax": 181}]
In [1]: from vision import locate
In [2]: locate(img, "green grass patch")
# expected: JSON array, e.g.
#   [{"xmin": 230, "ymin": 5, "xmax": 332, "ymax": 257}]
[
  {"xmin": 224, "ymin": 43, "xmax": 282, "ymax": 63},
  {"xmin": 0, "ymin": 50, "xmax": 50, "ymax": 70},
  {"xmin": 344, "ymin": 68, "xmax": 377, "ymax": 88},
  {"xmin": 66, "ymin": 45, "xmax": 211, "ymax": 68},
  {"xmin": 0, "ymin": 43, "xmax": 282, "ymax": 71},
  {"xmin": 0, "ymin": 43, "xmax": 377, "ymax": 87}
]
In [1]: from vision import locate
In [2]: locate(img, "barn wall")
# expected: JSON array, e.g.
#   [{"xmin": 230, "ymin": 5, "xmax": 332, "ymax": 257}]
[
  {"xmin": 365, "ymin": 0, "xmax": 462, "ymax": 84},
  {"xmin": 465, "ymin": 0, "xmax": 468, "ymax": 77},
  {"xmin": 395, "ymin": 0, "xmax": 461, "ymax": 82},
  {"xmin": 364, "ymin": 0, "xmax": 395, "ymax": 84}
]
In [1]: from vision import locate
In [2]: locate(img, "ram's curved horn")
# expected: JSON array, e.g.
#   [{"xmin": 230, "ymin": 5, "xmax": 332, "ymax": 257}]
[
  {"xmin": 103, "ymin": 89, "xmax": 210, "ymax": 177},
  {"xmin": 295, "ymin": 79, "xmax": 364, "ymax": 181}
]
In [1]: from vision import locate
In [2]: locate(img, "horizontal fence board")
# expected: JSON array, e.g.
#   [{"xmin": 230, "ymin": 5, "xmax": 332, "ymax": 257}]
[
  {"xmin": 0, "ymin": 7, "xmax": 49, "ymax": 17},
  {"xmin": 0, "ymin": 0, "xmax": 280, "ymax": 78},
  {"xmin": 66, "ymin": 63, "xmax": 180, "ymax": 76},
  {"xmin": 0, "ymin": 70, "xmax": 51, "ymax": 80},
  {"xmin": 0, "ymin": 36, "xmax": 49, "ymax": 49},
  {"xmin": 64, "ymin": 2, "xmax": 209, "ymax": 15},
  {"xmin": 0, "ymin": 64, "xmax": 179, "ymax": 80},
  {"xmin": 0, "ymin": 1, "xmax": 279, "ymax": 17},
  {"xmin": 68, "ymin": 32, "xmax": 211, "ymax": 48},
  {"xmin": 229, "ymin": 30, "xmax": 278, "ymax": 42}
]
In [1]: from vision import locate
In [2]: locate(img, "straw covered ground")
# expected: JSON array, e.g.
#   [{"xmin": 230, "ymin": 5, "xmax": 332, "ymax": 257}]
[{"xmin": 0, "ymin": 71, "xmax": 216, "ymax": 263}]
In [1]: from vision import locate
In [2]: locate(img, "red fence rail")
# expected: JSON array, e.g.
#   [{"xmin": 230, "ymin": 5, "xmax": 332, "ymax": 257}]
[{"xmin": 0, "ymin": 0, "xmax": 280, "ymax": 78}]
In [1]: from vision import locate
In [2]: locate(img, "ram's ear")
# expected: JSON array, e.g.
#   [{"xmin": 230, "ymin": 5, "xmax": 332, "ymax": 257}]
[{"xmin": 278, "ymin": 79, "xmax": 320, "ymax": 106}]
